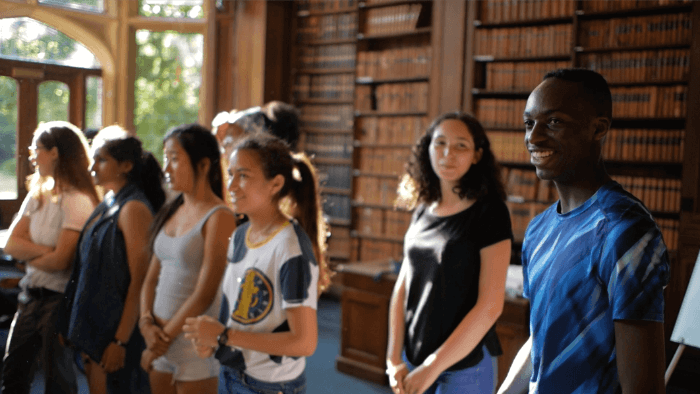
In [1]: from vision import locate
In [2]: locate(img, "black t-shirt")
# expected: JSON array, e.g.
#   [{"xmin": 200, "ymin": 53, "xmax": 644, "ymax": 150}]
[{"xmin": 403, "ymin": 196, "xmax": 513, "ymax": 371}]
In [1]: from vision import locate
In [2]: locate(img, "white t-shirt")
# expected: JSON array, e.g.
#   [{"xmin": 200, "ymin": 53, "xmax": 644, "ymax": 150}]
[
  {"xmin": 221, "ymin": 219, "xmax": 318, "ymax": 382},
  {"xmin": 17, "ymin": 189, "xmax": 95, "ymax": 293}
]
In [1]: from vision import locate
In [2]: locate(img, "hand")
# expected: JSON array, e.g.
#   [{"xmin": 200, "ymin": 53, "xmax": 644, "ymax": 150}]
[
  {"xmin": 140, "ymin": 348, "xmax": 159, "ymax": 373},
  {"xmin": 140, "ymin": 321, "xmax": 170, "ymax": 355},
  {"xmin": 387, "ymin": 363, "xmax": 409, "ymax": 394},
  {"xmin": 101, "ymin": 342, "xmax": 126, "ymax": 373},
  {"xmin": 402, "ymin": 363, "xmax": 441, "ymax": 394},
  {"xmin": 182, "ymin": 315, "xmax": 224, "ymax": 349},
  {"xmin": 191, "ymin": 341, "xmax": 215, "ymax": 359}
]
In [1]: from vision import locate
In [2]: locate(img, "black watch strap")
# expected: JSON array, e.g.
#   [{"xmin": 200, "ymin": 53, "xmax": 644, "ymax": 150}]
[{"xmin": 217, "ymin": 328, "xmax": 229, "ymax": 349}]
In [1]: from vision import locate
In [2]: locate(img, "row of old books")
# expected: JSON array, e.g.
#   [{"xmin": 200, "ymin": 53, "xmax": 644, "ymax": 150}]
[
  {"xmin": 355, "ymin": 207, "xmax": 411, "ymax": 241},
  {"xmin": 612, "ymin": 175, "xmax": 681, "ymax": 213},
  {"xmin": 357, "ymin": 147, "xmax": 412, "ymax": 175},
  {"xmin": 297, "ymin": 44, "xmax": 356, "ymax": 70},
  {"xmin": 299, "ymin": 104, "xmax": 354, "ymax": 130},
  {"xmin": 354, "ymin": 177, "xmax": 399, "ymax": 206},
  {"xmin": 353, "ymin": 239, "xmax": 404, "ymax": 264},
  {"xmin": 484, "ymin": 60, "xmax": 569, "ymax": 92},
  {"xmin": 323, "ymin": 193, "xmax": 351, "ymax": 221},
  {"xmin": 356, "ymin": 116, "xmax": 428, "ymax": 145},
  {"xmin": 327, "ymin": 226, "xmax": 351, "ymax": 260},
  {"xmin": 580, "ymin": 49, "xmax": 690, "ymax": 83},
  {"xmin": 477, "ymin": 99, "xmax": 527, "ymax": 129},
  {"xmin": 475, "ymin": 24, "xmax": 572, "ymax": 58},
  {"xmin": 479, "ymin": 0, "xmax": 576, "ymax": 23},
  {"xmin": 364, "ymin": 4, "xmax": 422, "ymax": 36},
  {"xmin": 603, "ymin": 129, "xmax": 684, "ymax": 163},
  {"xmin": 296, "ymin": 13, "xmax": 358, "ymax": 42},
  {"xmin": 355, "ymin": 82, "xmax": 429, "ymax": 113},
  {"xmin": 489, "ymin": 131, "xmax": 529, "ymax": 163},
  {"xmin": 507, "ymin": 201, "xmax": 549, "ymax": 242},
  {"xmin": 505, "ymin": 168, "xmax": 558, "ymax": 203},
  {"xmin": 582, "ymin": 0, "xmax": 692, "ymax": 13},
  {"xmin": 317, "ymin": 163, "xmax": 353, "ymax": 190},
  {"xmin": 297, "ymin": 0, "xmax": 357, "ymax": 13},
  {"xmin": 303, "ymin": 133, "xmax": 353, "ymax": 160},
  {"xmin": 656, "ymin": 218, "xmax": 680, "ymax": 252},
  {"xmin": 294, "ymin": 74, "xmax": 354, "ymax": 101},
  {"xmin": 356, "ymin": 46, "xmax": 432, "ymax": 80},
  {"xmin": 611, "ymin": 85, "xmax": 687, "ymax": 118},
  {"xmin": 578, "ymin": 14, "xmax": 692, "ymax": 49}
]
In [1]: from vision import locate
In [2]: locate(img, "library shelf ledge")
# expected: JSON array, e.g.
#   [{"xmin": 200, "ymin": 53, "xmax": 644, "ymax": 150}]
[
  {"xmin": 329, "ymin": 218, "xmax": 352, "ymax": 227},
  {"xmin": 353, "ymin": 141, "xmax": 413, "ymax": 148},
  {"xmin": 485, "ymin": 127, "xmax": 526, "ymax": 132},
  {"xmin": 328, "ymin": 252, "xmax": 351, "ymax": 261},
  {"xmin": 351, "ymin": 201, "xmax": 410, "ymax": 211},
  {"xmin": 575, "ymin": 3, "xmax": 693, "ymax": 20},
  {"xmin": 294, "ymin": 68, "xmax": 357, "ymax": 75},
  {"xmin": 312, "ymin": 157, "xmax": 353, "ymax": 165},
  {"xmin": 350, "ymin": 231, "xmax": 404, "ymax": 244},
  {"xmin": 610, "ymin": 118, "xmax": 686, "ymax": 128},
  {"xmin": 296, "ymin": 7, "xmax": 358, "ymax": 17},
  {"xmin": 299, "ymin": 37, "xmax": 358, "ymax": 46},
  {"xmin": 651, "ymin": 211, "xmax": 681, "ymax": 220},
  {"xmin": 574, "ymin": 43, "xmax": 691, "ymax": 54},
  {"xmin": 321, "ymin": 187, "xmax": 352, "ymax": 196},
  {"xmin": 472, "ymin": 89, "xmax": 531, "ymax": 97},
  {"xmin": 352, "ymin": 170, "xmax": 401, "ymax": 179},
  {"xmin": 606, "ymin": 80, "xmax": 689, "ymax": 88},
  {"xmin": 303, "ymin": 128, "xmax": 354, "ymax": 134},
  {"xmin": 357, "ymin": 27, "xmax": 431, "ymax": 40},
  {"xmin": 354, "ymin": 110, "xmax": 428, "ymax": 117},
  {"xmin": 474, "ymin": 16, "xmax": 572, "ymax": 29},
  {"xmin": 356, "ymin": 75, "xmax": 430, "ymax": 85},
  {"xmin": 473, "ymin": 55, "xmax": 571, "ymax": 63},
  {"xmin": 358, "ymin": 0, "xmax": 431, "ymax": 10},
  {"xmin": 296, "ymin": 99, "xmax": 354, "ymax": 105}
]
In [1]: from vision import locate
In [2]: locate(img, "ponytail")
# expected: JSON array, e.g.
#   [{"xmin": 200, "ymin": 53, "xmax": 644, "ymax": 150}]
[{"xmin": 138, "ymin": 151, "xmax": 166, "ymax": 212}]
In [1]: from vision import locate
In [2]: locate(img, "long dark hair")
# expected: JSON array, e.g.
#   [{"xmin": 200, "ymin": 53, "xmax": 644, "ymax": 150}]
[
  {"xmin": 397, "ymin": 112, "xmax": 506, "ymax": 209},
  {"xmin": 234, "ymin": 133, "xmax": 332, "ymax": 293},
  {"xmin": 28, "ymin": 121, "xmax": 99, "ymax": 206},
  {"xmin": 148, "ymin": 123, "xmax": 224, "ymax": 250},
  {"xmin": 92, "ymin": 125, "xmax": 166, "ymax": 212}
]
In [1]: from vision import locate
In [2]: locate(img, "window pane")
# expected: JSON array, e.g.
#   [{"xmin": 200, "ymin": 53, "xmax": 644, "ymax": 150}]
[
  {"xmin": 0, "ymin": 17, "xmax": 100, "ymax": 68},
  {"xmin": 85, "ymin": 76, "xmax": 102, "ymax": 130},
  {"xmin": 38, "ymin": 81, "xmax": 70, "ymax": 123},
  {"xmin": 139, "ymin": 0, "xmax": 203, "ymax": 19},
  {"xmin": 38, "ymin": 0, "xmax": 104, "ymax": 13},
  {"xmin": 134, "ymin": 30, "xmax": 202, "ymax": 161},
  {"xmin": 0, "ymin": 76, "xmax": 18, "ymax": 200}
]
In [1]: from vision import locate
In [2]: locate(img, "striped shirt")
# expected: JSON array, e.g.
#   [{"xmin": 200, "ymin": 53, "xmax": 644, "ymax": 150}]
[{"xmin": 523, "ymin": 181, "xmax": 669, "ymax": 394}]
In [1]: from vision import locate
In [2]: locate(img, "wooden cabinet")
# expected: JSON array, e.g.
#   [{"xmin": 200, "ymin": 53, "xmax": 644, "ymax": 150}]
[{"xmin": 334, "ymin": 260, "xmax": 530, "ymax": 388}]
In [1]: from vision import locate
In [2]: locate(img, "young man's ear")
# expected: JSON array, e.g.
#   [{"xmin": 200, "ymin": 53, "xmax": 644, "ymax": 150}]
[{"xmin": 593, "ymin": 117, "xmax": 611, "ymax": 142}]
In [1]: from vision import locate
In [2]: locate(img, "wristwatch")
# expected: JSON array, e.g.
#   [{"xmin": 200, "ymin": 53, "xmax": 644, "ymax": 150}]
[{"xmin": 217, "ymin": 327, "xmax": 229, "ymax": 349}]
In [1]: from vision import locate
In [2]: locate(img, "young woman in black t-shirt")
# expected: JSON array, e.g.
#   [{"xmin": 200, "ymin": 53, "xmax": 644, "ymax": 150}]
[{"xmin": 387, "ymin": 112, "xmax": 513, "ymax": 394}]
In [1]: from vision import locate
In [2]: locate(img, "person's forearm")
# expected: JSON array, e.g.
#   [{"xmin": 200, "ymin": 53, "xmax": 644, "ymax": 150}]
[
  {"xmin": 4, "ymin": 236, "xmax": 52, "ymax": 261},
  {"xmin": 26, "ymin": 248, "xmax": 73, "ymax": 272},
  {"xmin": 113, "ymin": 279, "xmax": 142, "ymax": 344},
  {"xmin": 162, "ymin": 290, "xmax": 219, "ymax": 339},
  {"xmin": 497, "ymin": 336, "xmax": 532, "ymax": 394},
  {"xmin": 387, "ymin": 277, "xmax": 406, "ymax": 367}
]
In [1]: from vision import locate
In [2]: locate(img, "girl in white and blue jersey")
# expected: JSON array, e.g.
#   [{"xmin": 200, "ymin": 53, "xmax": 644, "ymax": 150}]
[{"xmin": 184, "ymin": 133, "xmax": 329, "ymax": 394}]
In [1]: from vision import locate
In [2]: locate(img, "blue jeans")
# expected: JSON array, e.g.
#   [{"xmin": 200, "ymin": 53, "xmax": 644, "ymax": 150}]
[
  {"xmin": 218, "ymin": 365, "xmax": 306, "ymax": 394},
  {"xmin": 402, "ymin": 345, "xmax": 497, "ymax": 394}
]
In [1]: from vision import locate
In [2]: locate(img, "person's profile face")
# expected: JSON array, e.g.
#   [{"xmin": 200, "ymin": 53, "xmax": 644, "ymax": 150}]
[{"xmin": 523, "ymin": 78, "xmax": 598, "ymax": 184}]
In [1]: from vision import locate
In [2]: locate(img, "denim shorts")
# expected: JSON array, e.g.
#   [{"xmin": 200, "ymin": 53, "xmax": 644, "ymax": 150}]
[
  {"xmin": 218, "ymin": 365, "xmax": 306, "ymax": 394},
  {"xmin": 402, "ymin": 345, "xmax": 497, "ymax": 394}
]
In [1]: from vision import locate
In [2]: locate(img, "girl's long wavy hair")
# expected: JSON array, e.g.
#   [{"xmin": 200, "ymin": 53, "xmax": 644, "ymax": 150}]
[
  {"xmin": 396, "ymin": 112, "xmax": 506, "ymax": 210},
  {"xmin": 28, "ymin": 121, "xmax": 99, "ymax": 206},
  {"xmin": 234, "ymin": 133, "xmax": 333, "ymax": 294}
]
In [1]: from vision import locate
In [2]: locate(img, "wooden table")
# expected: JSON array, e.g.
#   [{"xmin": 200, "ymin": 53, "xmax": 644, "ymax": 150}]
[{"xmin": 334, "ymin": 259, "xmax": 530, "ymax": 387}]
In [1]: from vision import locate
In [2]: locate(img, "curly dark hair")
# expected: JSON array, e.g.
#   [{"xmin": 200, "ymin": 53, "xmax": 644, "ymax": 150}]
[{"xmin": 398, "ymin": 112, "xmax": 506, "ymax": 208}]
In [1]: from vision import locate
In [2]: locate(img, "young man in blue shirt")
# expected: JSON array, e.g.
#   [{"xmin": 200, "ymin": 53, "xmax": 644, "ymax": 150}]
[{"xmin": 498, "ymin": 69, "xmax": 669, "ymax": 394}]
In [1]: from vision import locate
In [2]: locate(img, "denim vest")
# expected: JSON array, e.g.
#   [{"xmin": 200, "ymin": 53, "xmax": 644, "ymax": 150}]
[{"xmin": 60, "ymin": 184, "xmax": 153, "ymax": 362}]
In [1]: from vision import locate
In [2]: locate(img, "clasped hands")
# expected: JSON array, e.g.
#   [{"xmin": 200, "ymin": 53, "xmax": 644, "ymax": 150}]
[
  {"xmin": 139, "ymin": 318, "xmax": 171, "ymax": 372},
  {"xmin": 387, "ymin": 359, "xmax": 441, "ymax": 394},
  {"xmin": 183, "ymin": 315, "xmax": 226, "ymax": 358}
]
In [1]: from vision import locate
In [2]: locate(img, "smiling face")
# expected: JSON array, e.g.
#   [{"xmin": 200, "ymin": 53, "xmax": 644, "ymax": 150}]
[
  {"xmin": 89, "ymin": 145, "xmax": 131, "ymax": 191},
  {"xmin": 227, "ymin": 149, "xmax": 282, "ymax": 216},
  {"xmin": 523, "ymin": 78, "xmax": 607, "ymax": 184},
  {"xmin": 163, "ymin": 137, "xmax": 196, "ymax": 193},
  {"xmin": 428, "ymin": 119, "xmax": 482, "ymax": 188}
]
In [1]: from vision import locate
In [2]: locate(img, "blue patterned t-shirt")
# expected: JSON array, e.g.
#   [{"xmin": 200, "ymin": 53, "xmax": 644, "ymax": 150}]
[{"xmin": 522, "ymin": 181, "xmax": 669, "ymax": 394}]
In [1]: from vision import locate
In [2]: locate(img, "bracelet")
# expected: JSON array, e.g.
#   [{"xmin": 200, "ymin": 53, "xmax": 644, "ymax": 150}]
[{"xmin": 113, "ymin": 338, "xmax": 127, "ymax": 348}]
